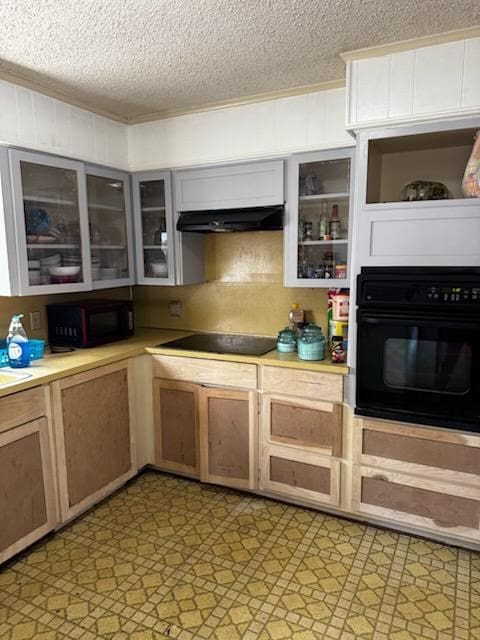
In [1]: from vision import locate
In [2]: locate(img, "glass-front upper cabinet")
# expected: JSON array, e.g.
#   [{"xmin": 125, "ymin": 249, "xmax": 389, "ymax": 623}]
[
  {"xmin": 9, "ymin": 149, "xmax": 91, "ymax": 295},
  {"xmin": 132, "ymin": 171, "xmax": 175, "ymax": 286},
  {"xmin": 285, "ymin": 148, "xmax": 354, "ymax": 288},
  {"xmin": 86, "ymin": 166, "xmax": 134, "ymax": 289}
]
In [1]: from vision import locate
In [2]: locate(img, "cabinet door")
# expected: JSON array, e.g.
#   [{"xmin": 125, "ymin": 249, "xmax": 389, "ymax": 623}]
[
  {"xmin": 285, "ymin": 147, "xmax": 354, "ymax": 288},
  {"xmin": 9, "ymin": 149, "xmax": 91, "ymax": 295},
  {"xmin": 260, "ymin": 444, "xmax": 340, "ymax": 507},
  {"xmin": 153, "ymin": 379, "xmax": 199, "ymax": 477},
  {"xmin": 0, "ymin": 418, "xmax": 57, "ymax": 564},
  {"xmin": 261, "ymin": 394, "xmax": 342, "ymax": 456},
  {"xmin": 199, "ymin": 387, "xmax": 257, "ymax": 490},
  {"xmin": 52, "ymin": 360, "xmax": 135, "ymax": 522},
  {"xmin": 86, "ymin": 166, "xmax": 134, "ymax": 289},
  {"xmin": 132, "ymin": 171, "xmax": 176, "ymax": 285},
  {"xmin": 174, "ymin": 161, "xmax": 284, "ymax": 211},
  {"xmin": 352, "ymin": 465, "xmax": 480, "ymax": 543},
  {"xmin": 354, "ymin": 417, "xmax": 480, "ymax": 486}
]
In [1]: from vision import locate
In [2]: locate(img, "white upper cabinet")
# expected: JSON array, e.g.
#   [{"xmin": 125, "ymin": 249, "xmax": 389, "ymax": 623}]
[
  {"xmin": 86, "ymin": 166, "xmax": 134, "ymax": 289},
  {"xmin": 345, "ymin": 37, "xmax": 480, "ymax": 129},
  {"xmin": 284, "ymin": 147, "xmax": 354, "ymax": 287},
  {"xmin": 174, "ymin": 160, "xmax": 284, "ymax": 211},
  {"xmin": 132, "ymin": 171, "xmax": 204, "ymax": 286},
  {"xmin": 352, "ymin": 117, "xmax": 480, "ymax": 269},
  {"xmin": 9, "ymin": 149, "xmax": 91, "ymax": 296},
  {"xmin": 0, "ymin": 148, "xmax": 136, "ymax": 296}
]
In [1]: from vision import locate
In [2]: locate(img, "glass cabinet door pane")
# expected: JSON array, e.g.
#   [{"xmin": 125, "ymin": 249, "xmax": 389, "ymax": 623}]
[
  {"xmin": 140, "ymin": 180, "xmax": 169, "ymax": 279},
  {"xmin": 297, "ymin": 158, "xmax": 350, "ymax": 281},
  {"xmin": 87, "ymin": 174, "xmax": 129, "ymax": 283},
  {"xmin": 21, "ymin": 161, "xmax": 84, "ymax": 287}
]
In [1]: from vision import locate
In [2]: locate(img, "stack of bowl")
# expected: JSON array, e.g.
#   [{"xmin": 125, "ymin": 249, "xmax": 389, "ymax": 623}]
[
  {"xmin": 40, "ymin": 254, "xmax": 61, "ymax": 284},
  {"xmin": 28, "ymin": 260, "xmax": 41, "ymax": 285}
]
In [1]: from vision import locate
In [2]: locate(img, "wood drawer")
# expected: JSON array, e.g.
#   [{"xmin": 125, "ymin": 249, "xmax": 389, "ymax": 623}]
[
  {"xmin": 355, "ymin": 417, "xmax": 480, "ymax": 485},
  {"xmin": 352, "ymin": 465, "xmax": 480, "ymax": 542},
  {"xmin": 153, "ymin": 355, "xmax": 257, "ymax": 389},
  {"xmin": 0, "ymin": 386, "xmax": 46, "ymax": 434},
  {"xmin": 261, "ymin": 394, "xmax": 342, "ymax": 456},
  {"xmin": 260, "ymin": 366, "xmax": 343, "ymax": 402},
  {"xmin": 260, "ymin": 444, "xmax": 340, "ymax": 507}
]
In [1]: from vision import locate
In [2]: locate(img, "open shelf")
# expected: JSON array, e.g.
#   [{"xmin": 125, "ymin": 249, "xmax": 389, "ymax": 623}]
[
  {"xmin": 24, "ymin": 195, "xmax": 76, "ymax": 205},
  {"xmin": 88, "ymin": 203, "xmax": 124, "ymax": 212},
  {"xmin": 27, "ymin": 243, "xmax": 80, "ymax": 249},
  {"xmin": 142, "ymin": 206, "xmax": 165, "ymax": 212},
  {"xmin": 299, "ymin": 239, "xmax": 348, "ymax": 246},
  {"xmin": 300, "ymin": 192, "xmax": 349, "ymax": 202},
  {"xmin": 367, "ymin": 128, "xmax": 476, "ymax": 204},
  {"xmin": 90, "ymin": 245, "xmax": 126, "ymax": 250}
]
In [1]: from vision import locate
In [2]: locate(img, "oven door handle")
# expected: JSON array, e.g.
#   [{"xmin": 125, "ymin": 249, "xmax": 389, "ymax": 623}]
[{"xmin": 358, "ymin": 311, "xmax": 479, "ymax": 330}]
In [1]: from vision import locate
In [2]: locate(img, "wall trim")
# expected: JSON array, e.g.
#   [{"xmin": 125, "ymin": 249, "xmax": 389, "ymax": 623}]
[{"xmin": 341, "ymin": 26, "xmax": 480, "ymax": 62}]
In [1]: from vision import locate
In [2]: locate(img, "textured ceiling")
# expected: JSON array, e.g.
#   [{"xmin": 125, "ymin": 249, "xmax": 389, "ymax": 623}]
[{"xmin": 0, "ymin": 0, "xmax": 478, "ymax": 121}]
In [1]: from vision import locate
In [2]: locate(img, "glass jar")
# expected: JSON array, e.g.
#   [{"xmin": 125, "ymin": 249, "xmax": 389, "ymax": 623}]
[
  {"xmin": 297, "ymin": 324, "xmax": 326, "ymax": 361},
  {"xmin": 276, "ymin": 327, "xmax": 297, "ymax": 353}
]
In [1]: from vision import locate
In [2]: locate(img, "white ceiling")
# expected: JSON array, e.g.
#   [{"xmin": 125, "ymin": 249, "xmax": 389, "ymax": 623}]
[{"xmin": 0, "ymin": 0, "xmax": 478, "ymax": 122}]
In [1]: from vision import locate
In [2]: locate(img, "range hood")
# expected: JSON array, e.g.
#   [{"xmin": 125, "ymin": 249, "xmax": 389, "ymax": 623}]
[{"xmin": 176, "ymin": 205, "xmax": 284, "ymax": 233}]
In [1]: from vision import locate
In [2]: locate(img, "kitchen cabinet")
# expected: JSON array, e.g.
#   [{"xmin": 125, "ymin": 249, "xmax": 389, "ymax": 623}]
[
  {"xmin": 259, "ymin": 365, "xmax": 344, "ymax": 507},
  {"xmin": 353, "ymin": 118, "xmax": 480, "ymax": 269},
  {"xmin": 352, "ymin": 416, "xmax": 480, "ymax": 543},
  {"xmin": 52, "ymin": 360, "xmax": 136, "ymax": 522},
  {"xmin": 199, "ymin": 386, "xmax": 257, "ymax": 491},
  {"xmin": 284, "ymin": 147, "xmax": 354, "ymax": 287},
  {"xmin": 9, "ymin": 148, "xmax": 91, "ymax": 295},
  {"xmin": 0, "ymin": 148, "xmax": 136, "ymax": 296},
  {"xmin": 152, "ymin": 355, "xmax": 258, "ymax": 490},
  {"xmin": 173, "ymin": 160, "xmax": 284, "ymax": 211},
  {"xmin": 345, "ymin": 37, "xmax": 480, "ymax": 130},
  {"xmin": 153, "ymin": 379, "xmax": 199, "ymax": 477},
  {"xmin": 0, "ymin": 387, "xmax": 57, "ymax": 564},
  {"xmin": 132, "ymin": 170, "xmax": 204, "ymax": 285},
  {"xmin": 86, "ymin": 165, "xmax": 134, "ymax": 289}
]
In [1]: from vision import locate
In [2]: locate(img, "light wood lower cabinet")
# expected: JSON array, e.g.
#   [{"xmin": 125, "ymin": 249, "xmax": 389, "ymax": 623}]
[
  {"xmin": 262, "ymin": 394, "xmax": 342, "ymax": 456},
  {"xmin": 352, "ymin": 465, "xmax": 480, "ymax": 542},
  {"xmin": 52, "ymin": 360, "xmax": 136, "ymax": 523},
  {"xmin": 0, "ymin": 387, "xmax": 57, "ymax": 565},
  {"xmin": 199, "ymin": 387, "xmax": 257, "ymax": 491},
  {"xmin": 260, "ymin": 444, "xmax": 341, "ymax": 507},
  {"xmin": 354, "ymin": 417, "xmax": 480, "ymax": 486},
  {"xmin": 153, "ymin": 379, "xmax": 199, "ymax": 477}
]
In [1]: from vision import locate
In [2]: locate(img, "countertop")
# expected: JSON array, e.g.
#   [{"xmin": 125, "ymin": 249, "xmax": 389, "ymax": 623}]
[{"xmin": 0, "ymin": 328, "xmax": 348, "ymax": 398}]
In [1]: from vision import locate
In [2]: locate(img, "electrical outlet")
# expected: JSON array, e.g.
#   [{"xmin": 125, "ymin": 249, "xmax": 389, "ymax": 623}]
[
  {"xmin": 30, "ymin": 311, "xmax": 41, "ymax": 331},
  {"xmin": 168, "ymin": 300, "xmax": 182, "ymax": 317}
]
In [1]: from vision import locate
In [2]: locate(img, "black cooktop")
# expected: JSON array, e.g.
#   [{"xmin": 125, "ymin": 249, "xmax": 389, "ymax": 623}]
[{"xmin": 158, "ymin": 333, "xmax": 277, "ymax": 356}]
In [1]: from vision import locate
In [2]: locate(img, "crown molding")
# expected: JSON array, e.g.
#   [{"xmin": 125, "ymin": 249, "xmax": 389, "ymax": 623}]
[
  {"xmin": 341, "ymin": 25, "xmax": 480, "ymax": 62},
  {"xmin": 126, "ymin": 79, "xmax": 346, "ymax": 124},
  {"xmin": 0, "ymin": 68, "xmax": 129, "ymax": 123}
]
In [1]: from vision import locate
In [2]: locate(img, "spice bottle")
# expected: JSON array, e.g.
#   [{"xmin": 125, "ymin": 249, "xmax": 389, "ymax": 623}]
[{"xmin": 288, "ymin": 303, "xmax": 305, "ymax": 335}]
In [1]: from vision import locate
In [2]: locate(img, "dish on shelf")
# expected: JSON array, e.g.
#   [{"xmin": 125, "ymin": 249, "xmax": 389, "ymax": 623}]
[
  {"xmin": 150, "ymin": 261, "xmax": 168, "ymax": 276},
  {"xmin": 49, "ymin": 266, "xmax": 81, "ymax": 277},
  {"xmin": 27, "ymin": 234, "xmax": 58, "ymax": 244}
]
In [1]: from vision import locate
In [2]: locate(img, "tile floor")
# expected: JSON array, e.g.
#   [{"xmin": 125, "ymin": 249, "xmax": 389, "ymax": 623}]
[{"xmin": 0, "ymin": 471, "xmax": 478, "ymax": 640}]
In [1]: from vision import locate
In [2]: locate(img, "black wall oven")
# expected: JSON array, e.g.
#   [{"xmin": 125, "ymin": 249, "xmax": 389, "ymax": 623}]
[{"xmin": 356, "ymin": 267, "xmax": 480, "ymax": 433}]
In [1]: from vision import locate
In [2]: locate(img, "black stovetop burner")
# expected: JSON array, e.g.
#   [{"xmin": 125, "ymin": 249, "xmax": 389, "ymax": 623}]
[{"xmin": 158, "ymin": 333, "xmax": 277, "ymax": 356}]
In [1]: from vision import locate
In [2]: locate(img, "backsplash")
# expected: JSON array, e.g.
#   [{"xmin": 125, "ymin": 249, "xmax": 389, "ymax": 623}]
[
  {"xmin": 0, "ymin": 288, "xmax": 131, "ymax": 340},
  {"xmin": 134, "ymin": 231, "xmax": 330, "ymax": 336}
]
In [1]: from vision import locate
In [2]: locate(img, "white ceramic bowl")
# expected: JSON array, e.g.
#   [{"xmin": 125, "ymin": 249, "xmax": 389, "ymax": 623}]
[
  {"xmin": 151, "ymin": 262, "xmax": 168, "ymax": 276},
  {"xmin": 49, "ymin": 266, "xmax": 81, "ymax": 276}
]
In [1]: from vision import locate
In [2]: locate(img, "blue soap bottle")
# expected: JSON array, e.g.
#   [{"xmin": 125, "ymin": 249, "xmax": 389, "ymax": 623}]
[{"xmin": 7, "ymin": 314, "xmax": 30, "ymax": 368}]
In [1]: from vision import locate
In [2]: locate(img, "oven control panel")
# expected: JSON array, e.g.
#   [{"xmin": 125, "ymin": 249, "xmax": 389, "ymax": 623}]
[{"xmin": 427, "ymin": 286, "xmax": 480, "ymax": 302}]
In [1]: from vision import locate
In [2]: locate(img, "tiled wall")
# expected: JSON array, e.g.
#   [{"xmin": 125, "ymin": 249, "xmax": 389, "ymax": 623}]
[
  {"xmin": 0, "ymin": 79, "xmax": 128, "ymax": 169},
  {"xmin": 134, "ymin": 232, "xmax": 329, "ymax": 336},
  {"xmin": 128, "ymin": 88, "xmax": 353, "ymax": 171}
]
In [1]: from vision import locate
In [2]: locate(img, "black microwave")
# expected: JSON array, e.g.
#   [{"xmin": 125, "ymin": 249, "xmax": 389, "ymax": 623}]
[{"xmin": 47, "ymin": 299, "xmax": 134, "ymax": 348}]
